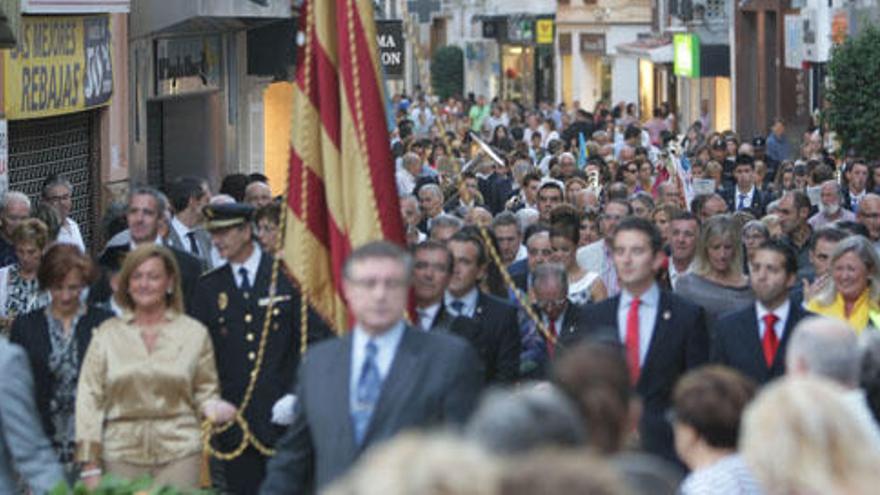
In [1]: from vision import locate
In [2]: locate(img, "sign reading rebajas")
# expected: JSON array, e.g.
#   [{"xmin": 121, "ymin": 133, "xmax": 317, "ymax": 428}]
[{"xmin": 4, "ymin": 15, "xmax": 113, "ymax": 120}]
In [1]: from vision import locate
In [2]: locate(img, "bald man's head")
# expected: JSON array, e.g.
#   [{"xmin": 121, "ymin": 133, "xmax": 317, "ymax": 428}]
[
  {"xmin": 786, "ymin": 316, "xmax": 860, "ymax": 387},
  {"xmin": 244, "ymin": 181, "xmax": 273, "ymax": 208}
]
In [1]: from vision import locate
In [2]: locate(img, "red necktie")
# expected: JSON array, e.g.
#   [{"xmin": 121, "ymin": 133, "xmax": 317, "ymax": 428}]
[
  {"xmin": 626, "ymin": 297, "xmax": 641, "ymax": 384},
  {"xmin": 762, "ymin": 313, "xmax": 779, "ymax": 367},
  {"xmin": 546, "ymin": 319, "xmax": 557, "ymax": 360}
]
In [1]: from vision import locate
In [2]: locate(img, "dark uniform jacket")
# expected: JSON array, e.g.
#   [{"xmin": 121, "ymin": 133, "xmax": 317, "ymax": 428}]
[{"xmin": 189, "ymin": 250, "xmax": 329, "ymax": 450}]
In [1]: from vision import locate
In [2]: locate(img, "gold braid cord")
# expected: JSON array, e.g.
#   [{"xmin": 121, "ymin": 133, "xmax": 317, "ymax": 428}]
[
  {"xmin": 201, "ymin": 0, "xmax": 317, "ymax": 462},
  {"xmin": 401, "ymin": 4, "xmax": 546, "ymax": 335}
]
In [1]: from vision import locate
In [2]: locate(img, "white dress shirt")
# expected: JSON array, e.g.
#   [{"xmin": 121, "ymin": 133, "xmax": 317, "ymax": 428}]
[
  {"xmin": 668, "ymin": 260, "xmax": 693, "ymax": 290},
  {"xmin": 417, "ymin": 302, "xmax": 441, "ymax": 331},
  {"xmin": 444, "ymin": 287, "xmax": 479, "ymax": 318},
  {"xmin": 229, "ymin": 243, "xmax": 262, "ymax": 289},
  {"xmin": 56, "ymin": 217, "xmax": 85, "ymax": 252},
  {"xmin": 735, "ymin": 186, "xmax": 755, "ymax": 210},
  {"xmin": 170, "ymin": 216, "xmax": 200, "ymax": 256},
  {"xmin": 349, "ymin": 321, "xmax": 406, "ymax": 403},
  {"xmin": 617, "ymin": 283, "xmax": 660, "ymax": 366},
  {"xmin": 756, "ymin": 299, "xmax": 790, "ymax": 341}
]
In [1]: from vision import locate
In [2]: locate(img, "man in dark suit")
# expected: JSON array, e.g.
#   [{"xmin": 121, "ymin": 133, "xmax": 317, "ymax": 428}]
[
  {"xmin": 522, "ymin": 263, "xmax": 590, "ymax": 379},
  {"xmin": 562, "ymin": 217, "xmax": 709, "ymax": 463},
  {"xmin": 165, "ymin": 176, "xmax": 214, "ymax": 271},
  {"xmin": 412, "ymin": 240, "xmax": 492, "ymax": 372},
  {"xmin": 260, "ymin": 241, "xmax": 483, "ymax": 493},
  {"xmin": 445, "ymin": 229, "xmax": 521, "ymax": 384},
  {"xmin": 723, "ymin": 154, "xmax": 768, "ymax": 218},
  {"xmin": 509, "ymin": 225, "xmax": 553, "ymax": 297},
  {"xmin": 94, "ymin": 186, "xmax": 202, "ymax": 310},
  {"xmin": 190, "ymin": 203, "xmax": 329, "ymax": 494},
  {"xmin": 711, "ymin": 240, "xmax": 811, "ymax": 385}
]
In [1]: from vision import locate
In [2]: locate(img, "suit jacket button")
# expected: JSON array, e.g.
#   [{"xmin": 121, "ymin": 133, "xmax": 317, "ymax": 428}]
[
  {"xmin": 245, "ymin": 314, "xmax": 253, "ymax": 323},
  {"xmin": 248, "ymin": 351, "xmax": 256, "ymax": 361}
]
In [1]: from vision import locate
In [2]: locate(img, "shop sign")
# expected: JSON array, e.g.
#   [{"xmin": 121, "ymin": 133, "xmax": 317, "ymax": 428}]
[
  {"xmin": 507, "ymin": 17, "xmax": 533, "ymax": 43},
  {"xmin": 21, "ymin": 0, "xmax": 129, "ymax": 13},
  {"xmin": 673, "ymin": 33, "xmax": 700, "ymax": 78},
  {"xmin": 155, "ymin": 35, "xmax": 222, "ymax": 97},
  {"xmin": 784, "ymin": 14, "xmax": 804, "ymax": 69},
  {"xmin": 3, "ymin": 15, "xmax": 113, "ymax": 120},
  {"xmin": 580, "ymin": 33, "xmax": 605, "ymax": 54},
  {"xmin": 376, "ymin": 20, "xmax": 404, "ymax": 79},
  {"xmin": 536, "ymin": 19, "xmax": 554, "ymax": 45}
]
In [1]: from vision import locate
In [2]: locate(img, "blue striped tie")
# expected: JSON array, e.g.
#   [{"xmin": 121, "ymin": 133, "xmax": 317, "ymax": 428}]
[{"xmin": 352, "ymin": 341, "xmax": 381, "ymax": 445}]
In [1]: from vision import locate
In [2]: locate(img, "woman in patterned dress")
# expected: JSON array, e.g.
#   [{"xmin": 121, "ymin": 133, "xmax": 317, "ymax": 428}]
[{"xmin": 0, "ymin": 218, "xmax": 51, "ymax": 332}]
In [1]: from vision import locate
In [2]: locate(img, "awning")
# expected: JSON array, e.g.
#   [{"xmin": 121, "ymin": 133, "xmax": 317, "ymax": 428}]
[{"xmin": 616, "ymin": 36, "xmax": 673, "ymax": 64}]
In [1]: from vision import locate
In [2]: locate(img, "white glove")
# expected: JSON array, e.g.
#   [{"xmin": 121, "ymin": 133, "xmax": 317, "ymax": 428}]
[{"xmin": 271, "ymin": 394, "xmax": 297, "ymax": 425}]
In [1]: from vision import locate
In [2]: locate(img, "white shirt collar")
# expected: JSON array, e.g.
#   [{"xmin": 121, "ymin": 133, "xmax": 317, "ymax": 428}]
[
  {"xmin": 737, "ymin": 185, "xmax": 755, "ymax": 197},
  {"xmin": 417, "ymin": 302, "xmax": 441, "ymax": 331},
  {"xmin": 444, "ymin": 287, "xmax": 479, "ymax": 317},
  {"xmin": 129, "ymin": 236, "xmax": 164, "ymax": 251},
  {"xmin": 171, "ymin": 216, "xmax": 192, "ymax": 238},
  {"xmin": 620, "ymin": 283, "xmax": 660, "ymax": 308},
  {"xmin": 756, "ymin": 299, "xmax": 790, "ymax": 338},
  {"xmin": 230, "ymin": 243, "xmax": 262, "ymax": 287}
]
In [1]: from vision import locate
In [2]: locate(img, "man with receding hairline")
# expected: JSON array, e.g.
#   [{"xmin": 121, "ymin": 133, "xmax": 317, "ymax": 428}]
[{"xmin": 857, "ymin": 194, "xmax": 880, "ymax": 253}]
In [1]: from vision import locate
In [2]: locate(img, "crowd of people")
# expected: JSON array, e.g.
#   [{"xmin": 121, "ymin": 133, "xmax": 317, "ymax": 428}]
[{"xmin": 0, "ymin": 90, "xmax": 879, "ymax": 495}]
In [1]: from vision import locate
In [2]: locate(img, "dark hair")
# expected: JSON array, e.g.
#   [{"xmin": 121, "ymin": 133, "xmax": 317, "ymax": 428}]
[
  {"xmin": 166, "ymin": 176, "xmax": 207, "ymax": 213},
  {"xmin": 31, "ymin": 202, "xmax": 61, "ymax": 241},
  {"xmin": 248, "ymin": 173, "xmax": 269, "ymax": 184},
  {"xmin": 522, "ymin": 170, "xmax": 543, "ymax": 187},
  {"xmin": 412, "ymin": 240, "xmax": 453, "ymax": 274},
  {"xmin": 254, "ymin": 202, "xmax": 281, "ymax": 226},
  {"xmin": 810, "ymin": 226, "xmax": 850, "ymax": 252},
  {"xmin": 605, "ymin": 198, "xmax": 634, "ymax": 216},
  {"xmin": 672, "ymin": 366, "xmax": 756, "ymax": 449},
  {"xmin": 524, "ymin": 223, "xmax": 551, "ymax": 244},
  {"xmin": 783, "ymin": 190, "xmax": 812, "ymax": 215},
  {"xmin": 755, "ymin": 239, "xmax": 799, "ymax": 275},
  {"xmin": 669, "ymin": 209, "xmax": 698, "ymax": 223},
  {"xmin": 342, "ymin": 241, "xmax": 412, "ymax": 280},
  {"xmin": 834, "ymin": 221, "xmax": 869, "ymax": 238},
  {"xmin": 553, "ymin": 342, "xmax": 632, "ymax": 454},
  {"xmin": 219, "ymin": 173, "xmax": 250, "ymax": 202},
  {"xmin": 549, "ymin": 204, "xmax": 582, "ymax": 245},
  {"xmin": 38, "ymin": 243, "xmax": 97, "ymax": 290},
  {"xmin": 492, "ymin": 210, "xmax": 520, "ymax": 231},
  {"xmin": 734, "ymin": 154, "xmax": 755, "ymax": 169},
  {"xmin": 613, "ymin": 216, "xmax": 663, "ymax": 254},
  {"xmin": 449, "ymin": 227, "xmax": 488, "ymax": 266}
]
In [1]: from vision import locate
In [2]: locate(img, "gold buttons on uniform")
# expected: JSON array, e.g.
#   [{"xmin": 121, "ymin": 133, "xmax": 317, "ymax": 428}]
[
  {"xmin": 246, "ymin": 333, "xmax": 255, "ymax": 342},
  {"xmin": 273, "ymin": 308, "xmax": 280, "ymax": 316},
  {"xmin": 244, "ymin": 314, "xmax": 253, "ymax": 323},
  {"xmin": 248, "ymin": 352, "xmax": 255, "ymax": 361}
]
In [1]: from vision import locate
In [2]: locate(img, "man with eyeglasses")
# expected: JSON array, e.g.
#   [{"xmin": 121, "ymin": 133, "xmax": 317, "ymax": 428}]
[
  {"xmin": 261, "ymin": 241, "xmax": 483, "ymax": 493},
  {"xmin": 41, "ymin": 175, "xmax": 85, "ymax": 252},
  {"xmin": 576, "ymin": 199, "xmax": 632, "ymax": 297},
  {"xmin": 523, "ymin": 263, "xmax": 589, "ymax": 380},
  {"xmin": 0, "ymin": 191, "xmax": 31, "ymax": 268}
]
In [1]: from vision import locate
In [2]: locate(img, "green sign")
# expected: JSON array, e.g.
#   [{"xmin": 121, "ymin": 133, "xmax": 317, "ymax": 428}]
[{"xmin": 673, "ymin": 33, "xmax": 700, "ymax": 78}]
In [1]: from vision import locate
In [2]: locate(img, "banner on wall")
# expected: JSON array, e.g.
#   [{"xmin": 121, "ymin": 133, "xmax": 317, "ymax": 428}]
[{"xmin": 3, "ymin": 15, "xmax": 114, "ymax": 120}]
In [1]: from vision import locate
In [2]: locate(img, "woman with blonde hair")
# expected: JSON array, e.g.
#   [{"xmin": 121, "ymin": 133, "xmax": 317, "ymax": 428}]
[
  {"xmin": 806, "ymin": 235, "xmax": 880, "ymax": 333},
  {"xmin": 76, "ymin": 245, "xmax": 236, "ymax": 489},
  {"xmin": 740, "ymin": 376, "xmax": 880, "ymax": 495},
  {"xmin": 674, "ymin": 215, "xmax": 753, "ymax": 323}
]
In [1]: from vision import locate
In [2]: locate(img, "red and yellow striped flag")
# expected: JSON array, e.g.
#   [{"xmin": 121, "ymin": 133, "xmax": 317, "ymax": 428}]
[{"xmin": 284, "ymin": 0, "xmax": 405, "ymax": 333}]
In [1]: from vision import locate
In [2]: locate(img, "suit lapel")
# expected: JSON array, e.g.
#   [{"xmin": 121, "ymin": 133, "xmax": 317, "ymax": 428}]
[
  {"xmin": 743, "ymin": 308, "xmax": 771, "ymax": 378},
  {"xmin": 252, "ymin": 251, "xmax": 272, "ymax": 296},
  {"xmin": 639, "ymin": 292, "xmax": 675, "ymax": 387},
  {"xmin": 330, "ymin": 335, "xmax": 356, "ymax": 452},
  {"xmin": 773, "ymin": 304, "xmax": 802, "ymax": 374},
  {"xmin": 361, "ymin": 327, "xmax": 421, "ymax": 448}
]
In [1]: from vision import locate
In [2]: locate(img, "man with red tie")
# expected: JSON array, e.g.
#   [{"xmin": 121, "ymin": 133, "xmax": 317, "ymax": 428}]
[
  {"xmin": 562, "ymin": 216, "xmax": 709, "ymax": 463},
  {"xmin": 711, "ymin": 240, "xmax": 812, "ymax": 384}
]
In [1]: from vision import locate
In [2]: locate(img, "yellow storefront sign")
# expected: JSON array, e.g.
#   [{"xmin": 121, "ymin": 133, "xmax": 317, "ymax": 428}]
[
  {"xmin": 3, "ymin": 15, "xmax": 113, "ymax": 120},
  {"xmin": 536, "ymin": 19, "xmax": 554, "ymax": 45}
]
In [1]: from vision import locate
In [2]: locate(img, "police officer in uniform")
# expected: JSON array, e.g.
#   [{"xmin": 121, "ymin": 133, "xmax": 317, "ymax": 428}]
[{"xmin": 190, "ymin": 203, "xmax": 329, "ymax": 494}]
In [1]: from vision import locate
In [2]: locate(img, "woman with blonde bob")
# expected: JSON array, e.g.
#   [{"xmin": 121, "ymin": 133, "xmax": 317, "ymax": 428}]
[
  {"xmin": 740, "ymin": 376, "xmax": 880, "ymax": 495},
  {"xmin": 806, "ymin": 235, "xmax": 880, "ymax": 333},
  {"xmin": 75, "ymin": 245, "xmax": 236, "ymax": 489},
  {"xmin": 674, "ymin": 215, "xmax": 754, "ymax": 323}
]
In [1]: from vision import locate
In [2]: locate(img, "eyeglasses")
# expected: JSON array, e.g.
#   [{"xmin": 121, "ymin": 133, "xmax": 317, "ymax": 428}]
[
  {"xmin": 537, "ymin": 297, "xmax": 568, "ymax": 309},
  {"xmin": 45, "ymin": 194, "xmax": 71, "ymax": 203},
  {"xmin": 346, "ymin": 278, "xmax": 408, "ymax": 290}
]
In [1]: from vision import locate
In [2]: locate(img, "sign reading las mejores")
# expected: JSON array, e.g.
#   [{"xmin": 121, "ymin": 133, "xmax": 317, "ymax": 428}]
[{"xmin": 4, "ymin": 15, "xmax": 113, "ymax": 120}]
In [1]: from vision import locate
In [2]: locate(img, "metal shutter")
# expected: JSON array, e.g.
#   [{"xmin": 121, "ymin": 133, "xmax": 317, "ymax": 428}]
[{"xmin": 8, "ymin": 111, "xmax": 99, "ymax": 252}]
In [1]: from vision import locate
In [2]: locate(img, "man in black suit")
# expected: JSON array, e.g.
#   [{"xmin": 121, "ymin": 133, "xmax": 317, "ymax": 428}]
[
  {"xmin": 562, "ymin": 217, "xmax": 709, "ymax": 463},
  {"xmin": 260, "ymin": 241, "xmax": 483, "ymax": 493},
  {"xmin": 711, "ymin": 240, "xmax": 810, "ymax": 385},
  {"xmin": 723, "ymin": 154, "xmax": 767, "ymax": 218},
  {"xmin": 445, "ymin": 229, "xmax": 521, "ymax": 383},
  {"xmin": 190, "ymin": 203, "xmax": 329, "ymax": 494},
  {"xmin": 522, "ymin": 263, "xmax": 590, "ymax": 379},
  {"xmin": 94, "ymin": 186, "xmax": 202, "ymax": 310},
  {"xmin": 412, "ymin": 240, "xmax": 489, "ymax": 373}
]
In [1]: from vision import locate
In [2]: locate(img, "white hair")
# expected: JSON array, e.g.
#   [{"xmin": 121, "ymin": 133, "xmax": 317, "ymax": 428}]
[{"xmin": 0, "ymin": 191, "xmax": 31, "ymax": 212}]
